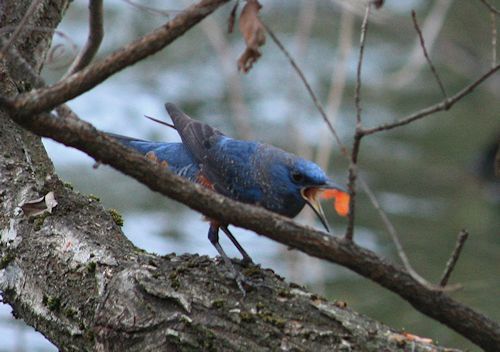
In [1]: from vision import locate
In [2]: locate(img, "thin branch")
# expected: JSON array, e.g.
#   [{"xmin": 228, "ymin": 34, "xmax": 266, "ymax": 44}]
[
  {"xmin": 491, "ymin": 12, "xmax": 497, "ymax": 67},
  {"xmin": 262, "ymin": 21, "xmax": 345, "ymax": 151},
  {"xmin": 357, "ymin": 177, "xmax": 444, "ymax": 290},
  {"xmin": 286, "ymin": 0, "xmax": 316, "ymax": 161},
  {"xmin": 0, "ymin": 0, "xmax": 43, "ymax": 60},
  {"xmin": 411, "ymin": 10, "xmax": 447, "ymax": 99},
  {"xmin": 479, "ymin": 0, "xmax": 500, "ymax": 15},
  {"xmin": 361, "ymin": 64, "xmax": 500, "ymax": 136},
  {"xmin": 63, "ymin": 0, "xmax": 104, "ymax": 78},
  {"xmin": 1, "ymin": 0, "xmax": 230, "ymax": 117},
  {"xmin": 316, "ymin": 9, "xmax": 354, "ymax": 169},
  {"xmin": 344, "ymin": 137, "xmax": 360, "ymax": 241},
  {"xmin": 122, "ymin": 0, "xmax": 174, "ymax": 17},
  {"xmin": 440, "ymin": 230, "xmax": 469, "ymax": 287},
  {"xmin": 354, "ymin": 4, "xmax": 370, "ymax": 127},
  {"xmin": 390, "ymin": 0, "xmax": 453, "ymax": 87},
  {"xmin": 345, "ymin": 4, "xmax": 371, "ymax": 241}
]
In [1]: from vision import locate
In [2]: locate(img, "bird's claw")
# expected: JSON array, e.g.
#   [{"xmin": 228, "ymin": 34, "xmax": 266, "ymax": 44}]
[
  {"xmin": 219, "ymin": 260, "xmax": 265, "ymax": 297},
  {"xmin": 231, "ymin": 256, "xmax": 254, "ymax": 267}
]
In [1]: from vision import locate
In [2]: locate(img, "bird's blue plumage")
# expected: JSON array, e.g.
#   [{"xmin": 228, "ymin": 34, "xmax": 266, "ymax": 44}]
[
  {"xmin": 108, "ymin": 106, "xmax": 338, "ymax": 218},
  {"xmin": 108, "ymin": 103, "xmax": 347, "ymax": 285},
  {"xmin": 106, "ymin": 133, "xmax": 199, "ymax": 182},
  {"xmin": 164, "ymin": 103, "xmax": 337, "ymax": 218}
]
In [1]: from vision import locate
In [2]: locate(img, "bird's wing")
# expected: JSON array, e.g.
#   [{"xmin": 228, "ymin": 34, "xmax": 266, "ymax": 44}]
[
  {"xmin": 165, "ymin": 103, "xmax": 225, "ymax": 164},
  {"xmin": 165, "ymin": 104, "xmax": 263, "ymax": 200}
]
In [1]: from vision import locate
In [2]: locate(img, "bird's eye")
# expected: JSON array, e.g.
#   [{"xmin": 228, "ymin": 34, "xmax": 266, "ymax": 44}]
[{"xmin": 291, "ymin": 171, "xmax": 305, "ymax": 183}]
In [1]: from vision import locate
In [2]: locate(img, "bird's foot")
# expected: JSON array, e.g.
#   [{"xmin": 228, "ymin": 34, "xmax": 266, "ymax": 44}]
[
  {"xmin": 217, "ymin": 259, "xmax": 265, "ymax": 297},
  {"xmin": 230, "ymin": 256, "xmax": 254, "ymax": 267},
  {"xmin": 227, "ymin": 269, "xmax": 271, "ymax": 297}
]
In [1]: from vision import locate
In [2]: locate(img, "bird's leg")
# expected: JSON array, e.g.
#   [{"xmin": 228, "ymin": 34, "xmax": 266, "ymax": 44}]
[
  {"xmin": 208, "ymin": 223, "xmax": 246, "ymax": 295},
  {"xmin": 220, "ymin": 225, "xmax": 254, "ymax": 265}
]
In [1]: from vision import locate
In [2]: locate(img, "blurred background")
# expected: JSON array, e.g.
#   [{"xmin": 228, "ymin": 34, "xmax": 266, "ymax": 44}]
[{"xmin": 1, "ymin": 0, "xmax": 499, "ymax": 350}]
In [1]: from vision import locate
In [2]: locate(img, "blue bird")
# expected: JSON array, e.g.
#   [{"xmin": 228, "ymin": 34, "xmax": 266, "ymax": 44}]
[{"xmin": 109, "ymin": 103, "xmax": 349, "ymax": 290}]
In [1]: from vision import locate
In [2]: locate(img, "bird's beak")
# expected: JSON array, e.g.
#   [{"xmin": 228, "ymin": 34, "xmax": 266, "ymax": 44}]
[{"xmin": 301, "ymin": 180, "xmax": 349, "ymax": 233}]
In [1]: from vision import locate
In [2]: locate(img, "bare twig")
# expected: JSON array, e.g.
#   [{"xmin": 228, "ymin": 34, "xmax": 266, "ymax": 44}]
[
  {"xmin": 1, "ymin": 0, "xmax": 230, "ymax": 117},
  {"xmin": 391, "ymin": 0, "xmax": 453, "ymax": 87},
  {"xmin": 316, "ymin": 9, "xmax": 354, "ymax": 169},
  {"xmin": 354, "ymin": 4, "xmax": 370, "ymax": 127},
  {"xmin": 440, "ymin": 230, "xmax": 469, "ymax": 287},
  {"xmin": 358, "ymin": 177, "xmax": 435, "ymax": 289},
  {"xmin": 361, "ymin": 64, "xmax": 500, "ymax": 136},
  {"xmin": 345, "ymin": 4, "xmax": 371, "ymax": 241},
  {"xmin": 411, "ymin": 10, "xmax": 447, "ymax": 99},
  {"xmin": 491, "ymin": 13, "xmax": 497, "ymax": 67},
  {"xmin": 479, "ymin": 0, "xmax": 500, "ymax": 15},
  {"xmin": 262, "ymin": 21, "xmax": 344, "ymax": 151},
  {"xmin": 63, "ymin": 0, "xmax": 104, "ymax": 78},
  {"xmin": 122, "ymin": 0, "xmax": 174, "ymax": 17},
  {"xmin": 227, "ymin": 0, "xmax": 239, "ymax": 33},
  {"xmin": 0, "ymin": 0, "xmax": 43, "ymax": 60}
]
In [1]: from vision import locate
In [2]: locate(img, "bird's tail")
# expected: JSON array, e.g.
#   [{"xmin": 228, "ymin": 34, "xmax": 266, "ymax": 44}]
[
  {"xmin": 164, "ymin": 103, "xmax": 225, "ymax": 162},
  {"xmin": 105, "ymin": 132, "xmax": 163, "ymax": 155}
]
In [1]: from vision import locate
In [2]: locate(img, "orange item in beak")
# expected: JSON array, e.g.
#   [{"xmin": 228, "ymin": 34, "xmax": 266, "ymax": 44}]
[{"xmin": 321, "ymin": 189, "xmax": 350, "ymax": 217}]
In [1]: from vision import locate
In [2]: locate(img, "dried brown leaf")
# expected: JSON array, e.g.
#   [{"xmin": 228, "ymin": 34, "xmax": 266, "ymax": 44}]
[
  {"xmin": 20, "ymin": 191, "xmax": 58, "ymax": 217},
  {"xmin": 237, "ymin": 0, "xmax": 265, "ymax": 73},
  {"xmin": 372, "ymin": 0, "xmax": 384, "ymax": 9}
]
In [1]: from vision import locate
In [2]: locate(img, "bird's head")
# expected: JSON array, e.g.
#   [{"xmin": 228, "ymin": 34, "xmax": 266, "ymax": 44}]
[
  {"xmin": 262, "ymin": 147, "xmax": 350, "ymax": 232},
  {"xmin": 289, "ymin": 158, "xmax": 349, "ymax": 232}
]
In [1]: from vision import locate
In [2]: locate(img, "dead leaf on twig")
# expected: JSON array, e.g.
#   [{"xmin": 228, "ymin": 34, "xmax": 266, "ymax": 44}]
[
  {"xmin": 237, "ymin": 0, "xmax": 265, "ymax": 73},
  {"xmin": 20, "ymin": 191, "xmax": 58, "ymax": 217},
  {"xmin": 371, "ymin": 0, "xmax": 385, "ymax": 9}
]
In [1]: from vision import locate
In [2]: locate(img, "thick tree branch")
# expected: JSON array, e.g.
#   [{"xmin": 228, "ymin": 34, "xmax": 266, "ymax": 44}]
[
  {"xmin": 1, "ymin": 0, "xmax": 230, "ymax": 116},
  {"xmin": 3, "ymin": 107, "xmax": 498, "ymax": 351}
]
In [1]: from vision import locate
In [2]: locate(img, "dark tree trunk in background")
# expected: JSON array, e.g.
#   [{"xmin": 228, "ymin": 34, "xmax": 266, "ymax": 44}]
[{"xmin": 0, "ymin": 1, "xmax": 471, "ymax": 351}]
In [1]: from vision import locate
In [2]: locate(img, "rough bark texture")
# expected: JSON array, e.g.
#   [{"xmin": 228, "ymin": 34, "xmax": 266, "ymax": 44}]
[{"xmin": 0, "ymin": 0, "xmax": 490, "ymax": 351}]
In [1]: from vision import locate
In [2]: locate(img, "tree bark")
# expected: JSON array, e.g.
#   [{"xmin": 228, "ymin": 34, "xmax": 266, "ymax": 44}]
[{"xmin": 0, "ymin": 0, "xmax": 486, "ymax": 351}]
